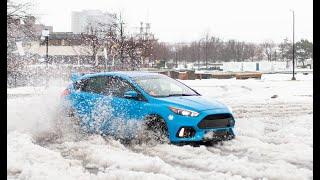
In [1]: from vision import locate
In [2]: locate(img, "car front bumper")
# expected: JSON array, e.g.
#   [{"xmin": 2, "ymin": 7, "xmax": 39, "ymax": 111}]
[{"xmin": 165, "ymin": 108, "xmax": 236, "ymax": 143}]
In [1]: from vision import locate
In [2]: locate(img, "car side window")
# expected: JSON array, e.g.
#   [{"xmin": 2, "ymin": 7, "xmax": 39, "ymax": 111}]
[
  {"xmin": 106, "ymin": 77, "xmax": 146, "ymax": 101},
  {"xmin": 79, "ymin": 76, "xmax": 108, "ymax": 94},
  {"xmin": 107, "ymin": 77, "xmax": 134, "ymax": 97},
  {"xmin": 74, "ymin": 76, "xmax": 146, "ymax": 101}
]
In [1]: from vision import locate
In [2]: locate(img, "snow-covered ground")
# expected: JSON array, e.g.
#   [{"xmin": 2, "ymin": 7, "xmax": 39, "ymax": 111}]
[{"xmin": 7, "ymin": 73, "xmax": 313, "ymax": 180}]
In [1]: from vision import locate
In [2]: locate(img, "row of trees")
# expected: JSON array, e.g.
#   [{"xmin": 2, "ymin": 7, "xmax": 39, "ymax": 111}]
[{"xmin": 151, "ymin": 35, "xmax": 313, "ymax": 68}]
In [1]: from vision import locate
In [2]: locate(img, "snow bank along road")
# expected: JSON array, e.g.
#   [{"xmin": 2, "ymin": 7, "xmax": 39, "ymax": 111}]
[{"xmin": 7, "ymin": 74, "xmax": 313, "ymax": 180}]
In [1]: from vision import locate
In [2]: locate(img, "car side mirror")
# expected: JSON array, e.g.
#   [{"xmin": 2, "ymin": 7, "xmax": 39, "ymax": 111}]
[{"xmin": 124, "ymin": 90, "xmax": 138, "ymax": 98}]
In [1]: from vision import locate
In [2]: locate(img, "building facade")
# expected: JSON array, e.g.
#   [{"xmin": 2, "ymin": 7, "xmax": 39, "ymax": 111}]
[{"xmin": 71, "ymin": 10, "xmax": 115, "ymax": 33}]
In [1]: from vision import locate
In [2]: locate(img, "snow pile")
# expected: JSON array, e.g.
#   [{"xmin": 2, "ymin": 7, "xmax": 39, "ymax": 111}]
[
  {"xmin": 7, "ymin": 87, "xmax": 62, "ymax": 135},
  {"xmin": 7, "ymin": 131, "xmax": 91, "ymax": 180},
  {"xmin": 7, "ymin": 74, "xmax": 313, "ymax": 179},
  {"xmin": 182, "ymin": 73, "xmax": 313, "ymax": 104},
  {"xmin": 222, "ymin": 61, "xmax": 289, "ymax": 72},
  {"xmin": 8, "ymin": 131, "xmax": 173, "ymax": 180}
]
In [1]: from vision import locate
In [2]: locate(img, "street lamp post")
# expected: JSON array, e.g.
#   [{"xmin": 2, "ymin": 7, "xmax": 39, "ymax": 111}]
[
  {"xmin": 175, "ymin": 50, "xmax": 178, "ymax": 68},
  {"xmin": 205, "ymin": 35, "xmax": 208, "ymax": 70},
  {"xmin": 46, "ymin": 35, "xmax": 48, "ymax": 67},
  {"xmin": 172, "ymin": 47, "xmax": 177, "ymax": 68},
  {"xmin": 198, "ymin": 41, "xmax": 201, "ymax": 70},
  {"xmin": 41, "ymin": 29, "xmax": 49, "ymax": 87},
  {"xmin": 290, "ymin": 10, "xmax": 296, "ymax": 80}
]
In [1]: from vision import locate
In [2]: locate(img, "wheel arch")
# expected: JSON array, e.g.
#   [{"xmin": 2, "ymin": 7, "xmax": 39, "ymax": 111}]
[
  {"xmin": 144, "ymin": 113, "xmax": 166, "ymax": 122},
  {"xmin": 143, "ymin": 113, "xmax": 169, "ymax": 130}
]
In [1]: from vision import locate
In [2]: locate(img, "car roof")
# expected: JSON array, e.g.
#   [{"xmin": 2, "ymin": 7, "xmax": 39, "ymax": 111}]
[{"xmin": 80, "ymin": 71, "xmax": 164, "ymax": 80}]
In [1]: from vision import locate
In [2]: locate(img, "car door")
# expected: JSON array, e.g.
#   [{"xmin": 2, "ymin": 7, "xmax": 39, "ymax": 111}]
[
  {"xmin": 98, "ymin": 76, "xmax": 149, "ymax": 137},
  {"xmin": 70, "ymin": 76, "xmax": 112, "ymax": 132},
  {"xmin": 107, "ymin": 76, "xmax": 147, "ymax": 120}
]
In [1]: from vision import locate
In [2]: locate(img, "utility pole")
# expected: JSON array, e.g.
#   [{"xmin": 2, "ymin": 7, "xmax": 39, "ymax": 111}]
[
  {"xmin": 183, "ymin": 47, "xmax": 187, "ymax": 68},
  {"xmin": 198, "ymin": 41, "xmax": 200, "ymax": 70},
  {"xmin": 41, "ymin": 29, "xmax": 49, "ymax": 88},
  {"xmin": 205, "ymin": 34, "xmax": 208, "ymax": 69},
  {"xmin": 175, "ymin": 50, "xmax": 178, "ymax": 68},
  {"xmin": 46, "ymin": 35, "xmax": 48, "ymax": 68},
  {"xmin": 290, "ymin": 10, "xmax": 296, "ymax": 80},
  {"xmin": 46, "ymin": 35, "xmax": 48, "ymax": 87},
  {"xmin": 173, "ymin": 45, "xmax": 178, "ymax": 68},
  {"xmin": 119, "ymin": 13, "xmax": 124, "ymax": 69}
]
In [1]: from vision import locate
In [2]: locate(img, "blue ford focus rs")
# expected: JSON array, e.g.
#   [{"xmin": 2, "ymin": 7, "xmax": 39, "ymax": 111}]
[{"xmin": 61, "ymin": 71, "xmax": 235, "ymax": 143}]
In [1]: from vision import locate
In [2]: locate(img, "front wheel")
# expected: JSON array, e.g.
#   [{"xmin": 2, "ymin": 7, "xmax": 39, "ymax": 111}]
[{"xmin": 142, "ymin": 115, "xmax": 169, "ymax": 144}]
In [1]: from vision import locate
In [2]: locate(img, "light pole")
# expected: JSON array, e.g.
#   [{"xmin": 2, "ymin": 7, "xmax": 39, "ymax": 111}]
[
  {"xmin": 204, "ymin": 35, "xmax": 208, "ymax": 70},
  {"xmin": 198, "ymin": 41, "xmax": 201, "ymax": 70},
  {"xmin": 41, "ymin": 29, "xmax": 49, "ymax": 87},
  {"xmin": 172, "ymin": 47, "xmax": 177, "ymax": 69},
  {"xmin": 290, "ymin": 10, "xmax": 296, "ymax": 80}
]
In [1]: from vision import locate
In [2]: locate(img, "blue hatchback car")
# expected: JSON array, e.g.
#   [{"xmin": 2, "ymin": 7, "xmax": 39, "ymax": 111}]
[{"xmin": 61, "ymin": 71, "xmax": 235, "ymax": 143}]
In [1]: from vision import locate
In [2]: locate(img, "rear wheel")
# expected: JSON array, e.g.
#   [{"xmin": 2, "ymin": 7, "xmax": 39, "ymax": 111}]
[
  {"xmin": 67, "ymin": 108, "xmax": 81, "ymax": 126},
  {"xmin": 54, "ymin": 106, "xmax": 86, "ymax": 140}
]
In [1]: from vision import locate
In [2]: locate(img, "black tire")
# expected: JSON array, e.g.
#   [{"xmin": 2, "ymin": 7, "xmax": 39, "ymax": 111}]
[
  {"xmin": 69, "ymin": 108, "xmax": 81, "ymax": 126},
  {"xmin": 143, "ymin": 115, "xmax": 169, "ymax": 144}
]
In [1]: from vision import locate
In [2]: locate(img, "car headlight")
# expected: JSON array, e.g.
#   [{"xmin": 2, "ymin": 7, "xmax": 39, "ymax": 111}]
[{"xmin": 169, "ymin": 107, "xmax": 199, "ymax": 117}]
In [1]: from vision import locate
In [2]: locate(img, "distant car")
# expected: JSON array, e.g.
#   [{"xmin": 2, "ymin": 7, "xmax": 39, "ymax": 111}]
[{"xmin": 61, "ymin": 71, "xmax": 235, "ymax": 144}]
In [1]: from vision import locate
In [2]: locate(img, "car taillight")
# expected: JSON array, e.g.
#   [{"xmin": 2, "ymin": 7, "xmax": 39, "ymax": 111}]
[{"xmin": 61, "ymin": 89, "xmax": 70, "ymax": 97}]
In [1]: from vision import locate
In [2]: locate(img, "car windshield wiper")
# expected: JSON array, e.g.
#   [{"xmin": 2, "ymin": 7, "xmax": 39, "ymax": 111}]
[
  {"xmin": 153, "ymin": 93, "xmax": 199, "ymax": 97},
  {"xmin": 167, "ymin": 93, "xmax": 197, "ymax": 97}
]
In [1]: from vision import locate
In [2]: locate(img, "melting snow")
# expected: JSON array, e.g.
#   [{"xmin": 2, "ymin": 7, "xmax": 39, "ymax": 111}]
[{"xmin": 7, "ymin": 73, "xmax": 313, "ymax": 180}]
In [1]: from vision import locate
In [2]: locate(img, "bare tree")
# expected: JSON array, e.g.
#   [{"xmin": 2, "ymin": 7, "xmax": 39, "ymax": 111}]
[
  {"xmin": 139, "ymin": 37, "xmax": 156, "ymax": 67},
  {"xmin": 125, "ymin": 36, "xmax": 143, "ymax": 70},
  {"xmin": 262, "ymin": 40, "xmax": 275, "ymax": 61},
  {"xmin": 80, "ymin": 21, "xmax": 113, "ymax": 66},
  {"xmin": 7, "ymin": 0, "xmax": 38, "ymax": 87},
  {"xmin": 7, "ymin": 1, "xmax": 37, "ymax": 54},
  {"xmin": 152, "ymin": 42, "xmax": 170, "ymax": 61},
  {"xmin": 203, "ymin": 33, "xmax": 209, "ymax": 68},
  {"xmin": 235, "ymin": 41, "xmax": 246, "ymax": 61},
  {"xmin": 79, "ymin": 12, "xmax": 158, "ymax": 70},
  {"xmin": 245, "ymin": 43, "xmax": 257, "ymax": 61}
]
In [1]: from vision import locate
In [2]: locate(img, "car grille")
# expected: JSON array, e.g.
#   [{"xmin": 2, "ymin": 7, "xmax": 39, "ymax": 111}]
[{"xmin": 198, "ymin": 113, "xmax": 234, "ymax": 129}]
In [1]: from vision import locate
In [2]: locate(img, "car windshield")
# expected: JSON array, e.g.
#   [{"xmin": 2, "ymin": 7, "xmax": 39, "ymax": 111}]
[{"xmin": 132, "ymin": 75, "xmax": 199, "ymax": 97}]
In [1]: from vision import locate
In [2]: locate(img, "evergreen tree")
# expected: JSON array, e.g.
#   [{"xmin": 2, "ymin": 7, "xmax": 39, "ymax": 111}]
[{"xmin": 296, "ymin": 39, "xmax": 313, "ymax": 67}]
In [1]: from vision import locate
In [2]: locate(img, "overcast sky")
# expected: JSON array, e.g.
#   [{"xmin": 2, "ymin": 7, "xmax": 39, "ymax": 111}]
[{"xmin": 29, "ymin": 0, "xmax": 312, "ymax": 43}]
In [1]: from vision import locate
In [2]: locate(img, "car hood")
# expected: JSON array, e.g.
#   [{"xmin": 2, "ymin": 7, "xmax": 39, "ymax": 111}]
[{"xmin": 158, "ymin": 95, "xmax": 228, "ymax": 112}]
